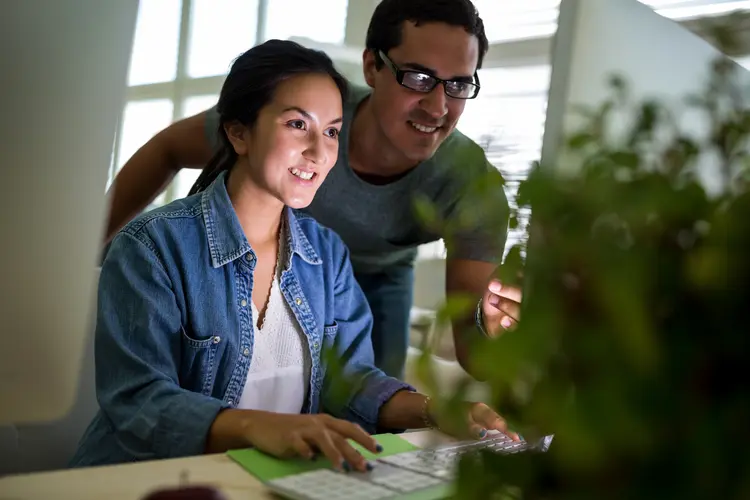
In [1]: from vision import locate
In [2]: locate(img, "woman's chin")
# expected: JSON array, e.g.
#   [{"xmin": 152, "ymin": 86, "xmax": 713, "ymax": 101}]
[{"xmin": 283, "ymin": 195, "xmax": 315, "ymax": 210}]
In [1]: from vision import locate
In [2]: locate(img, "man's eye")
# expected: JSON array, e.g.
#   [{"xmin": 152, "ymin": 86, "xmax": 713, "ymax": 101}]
[{"xmin": 404, "ymin": 72, "xmax": 435, "ymax": 89}]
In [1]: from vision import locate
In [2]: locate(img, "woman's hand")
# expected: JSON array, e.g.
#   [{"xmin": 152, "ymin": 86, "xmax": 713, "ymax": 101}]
[
  {"xmin": 430, "ymin": 400, "xmax": 521, "ymax": 442},
  {"xmin": 207, "ymin": 409, "xmax": 381, "ymax": 472}
]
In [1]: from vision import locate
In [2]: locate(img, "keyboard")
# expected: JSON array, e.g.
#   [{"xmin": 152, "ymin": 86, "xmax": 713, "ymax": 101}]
[{"xmin": 266, "ymin": 432, "xmax": 554, "ymax": 500}]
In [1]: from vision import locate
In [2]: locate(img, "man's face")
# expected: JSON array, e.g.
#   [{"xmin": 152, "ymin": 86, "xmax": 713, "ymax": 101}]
[{"xmin": 364, "ymin": 21, "xmax": 480, "ymax": 164}]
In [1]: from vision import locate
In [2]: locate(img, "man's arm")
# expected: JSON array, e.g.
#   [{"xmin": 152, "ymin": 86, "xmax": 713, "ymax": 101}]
[
  {"xmin": 446, "ymin": 258, "xmax": 495, "ymax": 375},
  {"xmin": 104, "ymin": 111, "xmax": 214, "ymax": 242},
  {"xmin": 446, "ymin": 259, "xmax": 523, "ymax": 379}
]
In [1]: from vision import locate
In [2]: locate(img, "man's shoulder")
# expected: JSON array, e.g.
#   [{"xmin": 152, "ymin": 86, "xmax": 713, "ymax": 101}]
[
  {"xmin": 435, "ymin": 129, "xmax": 492, "ymax": 171},
  {"xmin": 423, "ymin": 129, "xmax": 503, "ymax": 190}
]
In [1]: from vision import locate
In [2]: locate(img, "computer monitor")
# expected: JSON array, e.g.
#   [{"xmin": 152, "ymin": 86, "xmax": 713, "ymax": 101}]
[
  {"xmin": 0, "ymin": 1, "xmax": 137, "ymax": 425},
  {"xmin": 518, "ymin": 0, "xmax": 747, "ymax": 439},
  {"xmin": 540, "ymin": 0, "xmax": 748, "ymax": 176}
]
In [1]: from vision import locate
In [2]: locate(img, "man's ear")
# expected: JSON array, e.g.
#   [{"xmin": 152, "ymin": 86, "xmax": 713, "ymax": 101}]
[
  {"xmin": 223, "ymin": 121, "xmax": 249, "ymax": 155},
  {"xmin": 362, "ymin": 49, "xmax": 378, "ymax": 88}
]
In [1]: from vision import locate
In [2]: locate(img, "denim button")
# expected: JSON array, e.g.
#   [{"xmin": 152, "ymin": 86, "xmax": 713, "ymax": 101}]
[
  {"xmin": 213, "ymin": 336, "xmax": 221, "ymax": 344},
  {"xmin": 240, "ymin": 299, "xmax": 247, "ymax": 307},
  {"xmin": 245, "ymin": 254, "xmax": 254, "ymax": 262},
  {"xmin": 313, "ymin": 342, "xmax": 319, "ymax": 349},
  {"xmin": 227, "ymin": 400, "xmax": 234, "ymax": 406},
  {"xmin": 295, "ymin": 298, "xmax": 302, "ymax": 305},
  {"xmin": 243, "ymin": 348, "xmax": 250, "ymax": 356}
]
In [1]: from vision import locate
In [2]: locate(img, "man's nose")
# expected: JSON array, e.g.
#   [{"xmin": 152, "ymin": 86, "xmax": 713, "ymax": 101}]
[{"xmin": 419, "ymin": 84, "xmax": 448, "ymax": 119}]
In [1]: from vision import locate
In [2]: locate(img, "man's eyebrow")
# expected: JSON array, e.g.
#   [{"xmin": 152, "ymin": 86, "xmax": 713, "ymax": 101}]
[
  {"xmin": 400, "ymin": 62, "xmax": 475, "ymax": 82},
  {"xmin": 282, "ymin": 106, "xmax": 343, "ymax": 125}
]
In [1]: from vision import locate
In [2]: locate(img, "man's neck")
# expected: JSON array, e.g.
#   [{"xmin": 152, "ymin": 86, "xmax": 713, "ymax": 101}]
[
  {"xmin": 226, "ymin": 166, "xmax": 283, "ymax": 249},
  {"xmin": 348, "ymin": 97, "xmax": 418, "ymax": 181}
]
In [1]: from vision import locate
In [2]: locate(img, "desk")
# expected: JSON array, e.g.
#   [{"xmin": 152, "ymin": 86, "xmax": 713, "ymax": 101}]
[{"xmin": 0, "ymin": 430, "xmax": 451, "ymax": 500}]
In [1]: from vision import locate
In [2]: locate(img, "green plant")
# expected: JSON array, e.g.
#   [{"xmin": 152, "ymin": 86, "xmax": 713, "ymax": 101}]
[{"xmin": 425, "ymin": 13, "xmax": 750, "ymax": 500}]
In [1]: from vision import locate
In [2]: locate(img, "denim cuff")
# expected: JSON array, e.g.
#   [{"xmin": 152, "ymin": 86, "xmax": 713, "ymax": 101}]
[
  {"xmin": 344, "ymin": 371, "xmax": 414, "ymax": 434},
  {"xmin": 154, "ymin": 392, "xmax": 229, "ymax": 458},
  {"xmin": 475, "ymin": 297, "xmax": 490, "ymax": 338}
]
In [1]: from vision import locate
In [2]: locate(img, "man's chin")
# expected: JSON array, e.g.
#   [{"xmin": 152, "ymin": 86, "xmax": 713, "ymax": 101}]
[{"xmin": 402, "ymin": 145, "xmax": 441, "ymax": 164}]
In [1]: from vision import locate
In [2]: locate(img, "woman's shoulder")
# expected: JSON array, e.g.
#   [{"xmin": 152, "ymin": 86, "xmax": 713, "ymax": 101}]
[{"xmin": 115, "ymin": 194, "xmax": 205, "ymax": 252}]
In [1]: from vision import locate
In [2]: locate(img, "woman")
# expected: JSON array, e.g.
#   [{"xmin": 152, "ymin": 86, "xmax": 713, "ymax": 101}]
[{"xmin": 71, "ymin": 40, "xmax": 514, "ymax": 471}]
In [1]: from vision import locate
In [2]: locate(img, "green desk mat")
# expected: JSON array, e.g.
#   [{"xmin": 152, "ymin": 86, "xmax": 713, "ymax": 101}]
[
  {"xmin": 227, "ymin": 433, "xmax": 417, "ymax": 482},
  {"xmin": 227, "ymin": 433, "xmax": 454, "ymax": 499}
]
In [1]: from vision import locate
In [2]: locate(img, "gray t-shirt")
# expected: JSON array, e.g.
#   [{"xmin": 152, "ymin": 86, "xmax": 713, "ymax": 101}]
[{"xmin": 204, "ymin": 85, "xmax": 509, "ymax": 275}]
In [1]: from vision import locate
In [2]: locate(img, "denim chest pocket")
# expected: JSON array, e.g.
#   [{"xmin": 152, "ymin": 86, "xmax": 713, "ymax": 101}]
[
  {"xmin": 179, "ymin": 327, "xmax": 220, "ymax": 396},
  {"xmin": 323, "ymin": 321, "xmax": 338, "ymax": 338}
]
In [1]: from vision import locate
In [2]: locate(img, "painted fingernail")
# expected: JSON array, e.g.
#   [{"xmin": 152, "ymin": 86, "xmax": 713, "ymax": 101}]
[
  {"xmin": 366, "ymin": 462, "xmax": 374, "ymax": 471},
  {"xmin": 375, "ymin": 444, "xmax": 383, "ymax": 453},
  {"xmin": 479, "ymin": 428, "xmax": 487, "ymax": 438},
  {"xmin": 501, "ymin": 317, "xmax": 513, "ymax": 329},
  {"xmin": 342, "ymin": 461, "xmax": 351, "ymax": 472}
]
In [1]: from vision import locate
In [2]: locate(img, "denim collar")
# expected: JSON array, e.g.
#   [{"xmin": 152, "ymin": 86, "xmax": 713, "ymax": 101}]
[{"xmin": 201, "ymin": 171, "xmax": 321, "ymax": 268}]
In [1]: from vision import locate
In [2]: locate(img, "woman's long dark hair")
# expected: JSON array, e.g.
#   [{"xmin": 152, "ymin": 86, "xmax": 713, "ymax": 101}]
[{"xmin": 188, "ymin": 39, "xmax": 348, "ymax": 196}]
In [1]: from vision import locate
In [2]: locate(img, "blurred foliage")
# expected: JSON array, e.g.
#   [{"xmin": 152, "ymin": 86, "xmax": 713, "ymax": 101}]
[{"xmin": 418, "ymin": 11, "xmax": 750, "ymax": 500}]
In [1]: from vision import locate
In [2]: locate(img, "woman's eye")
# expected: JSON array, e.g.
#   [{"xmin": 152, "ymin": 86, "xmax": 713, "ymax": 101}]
[
  {"xmin": 325, "ymin": 128, "xmax": 339, "ymax": 138},
  {"xmin": 288, "ymin": 119, "xmax": 306, "ymax": 130}
]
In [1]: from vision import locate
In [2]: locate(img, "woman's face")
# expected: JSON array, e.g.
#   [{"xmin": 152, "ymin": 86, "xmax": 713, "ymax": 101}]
[{"xmin": 227, "ymin": 73, "xmax": 343, "ymax": 209}]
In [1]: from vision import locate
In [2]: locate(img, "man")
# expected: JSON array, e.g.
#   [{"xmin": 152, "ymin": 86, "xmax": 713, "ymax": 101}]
[{"xmin": 104, "ymin": 0, "xmax": 522, "ymax": 380}]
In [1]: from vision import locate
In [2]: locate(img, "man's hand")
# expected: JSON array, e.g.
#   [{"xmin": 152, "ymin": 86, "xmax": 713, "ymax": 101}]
[{"xmin": 481, "ymin": 279, "xmax": 522, "ymax": 337}]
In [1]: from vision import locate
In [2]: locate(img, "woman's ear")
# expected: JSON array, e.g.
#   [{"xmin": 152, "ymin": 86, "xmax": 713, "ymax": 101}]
[{"xmin": 223, "ymin": 121, "xmax": 249, "ymax": 155}]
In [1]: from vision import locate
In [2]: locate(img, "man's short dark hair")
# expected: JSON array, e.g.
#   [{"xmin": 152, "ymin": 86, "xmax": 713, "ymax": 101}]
[{"xmin": 365, "ymin": 0, "xmax": 489, "ymax": 70}]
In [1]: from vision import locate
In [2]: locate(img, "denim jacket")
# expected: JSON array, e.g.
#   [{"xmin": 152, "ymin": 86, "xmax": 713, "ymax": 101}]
[{"xmin": 70, "ymin": 172, "xmax": 412, "ymax": 467}]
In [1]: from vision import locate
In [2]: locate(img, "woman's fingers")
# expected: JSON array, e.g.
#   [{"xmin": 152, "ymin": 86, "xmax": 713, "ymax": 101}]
[
  {"xmin": 290, "ymin": 434, "xmax": 315, "ymax": 460},
  {"xmin": 330, "ymin": 433, "xmax": 369, "ymax": 472},
  {"xmin": 304, "ymin": 430, "xmax": 345, "ymax": 470},
  {"xmin": 325, "ymin": 417, "xmax": 380, "ymax": 455}
]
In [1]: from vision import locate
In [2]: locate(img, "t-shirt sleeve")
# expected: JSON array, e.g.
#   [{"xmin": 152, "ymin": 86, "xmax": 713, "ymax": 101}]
[
  {"xmin": 203, "ymin": 104, "xmax": 222, "ymax": 152},
  {"xmin": 443, "ymin": 156, "xmax": 510, "ymax": 265}
]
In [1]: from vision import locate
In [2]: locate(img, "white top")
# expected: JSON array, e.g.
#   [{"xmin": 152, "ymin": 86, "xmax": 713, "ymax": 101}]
[{"xmin": 237, "ymin": 221, "xmax": 312, "ymax": 413}]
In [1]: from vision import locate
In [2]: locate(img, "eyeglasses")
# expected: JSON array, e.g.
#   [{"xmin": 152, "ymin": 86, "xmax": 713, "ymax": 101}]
[{"xmin": 377, "ymin": 50, "xmax": 480, "ymax": 100}]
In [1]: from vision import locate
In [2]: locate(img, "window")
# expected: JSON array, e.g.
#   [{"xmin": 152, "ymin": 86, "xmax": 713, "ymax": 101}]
[
  {"xmin": 127, "ymin": 0, "xmax": 181, "ymax": 86},
  {"xmin": 470, "ymin": 0, "xmax": 561, "ymax": 43},
  {"xmin": 458, "ymin": 66, "xmax": 551, "ymax": 251},
  {"xmin": 116, "ymin": 100, "xmax": 175, "ymax": 170},
  {"xmin": 187, "ymin": 0, "xmax": 260, "ymax": 78},
  {"xmin": 264, "ymin": 0, "xmax": 349, "ymax": 44}
]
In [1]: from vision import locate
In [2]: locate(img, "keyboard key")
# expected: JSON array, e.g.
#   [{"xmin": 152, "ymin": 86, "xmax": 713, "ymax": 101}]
[
  {"xmin": 268, "ymin": 469, "xmax": 394, "ymax": 500},
  {"xmin": 356, "ymin": 463, "xmax": 442, "ymax": 492}
]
